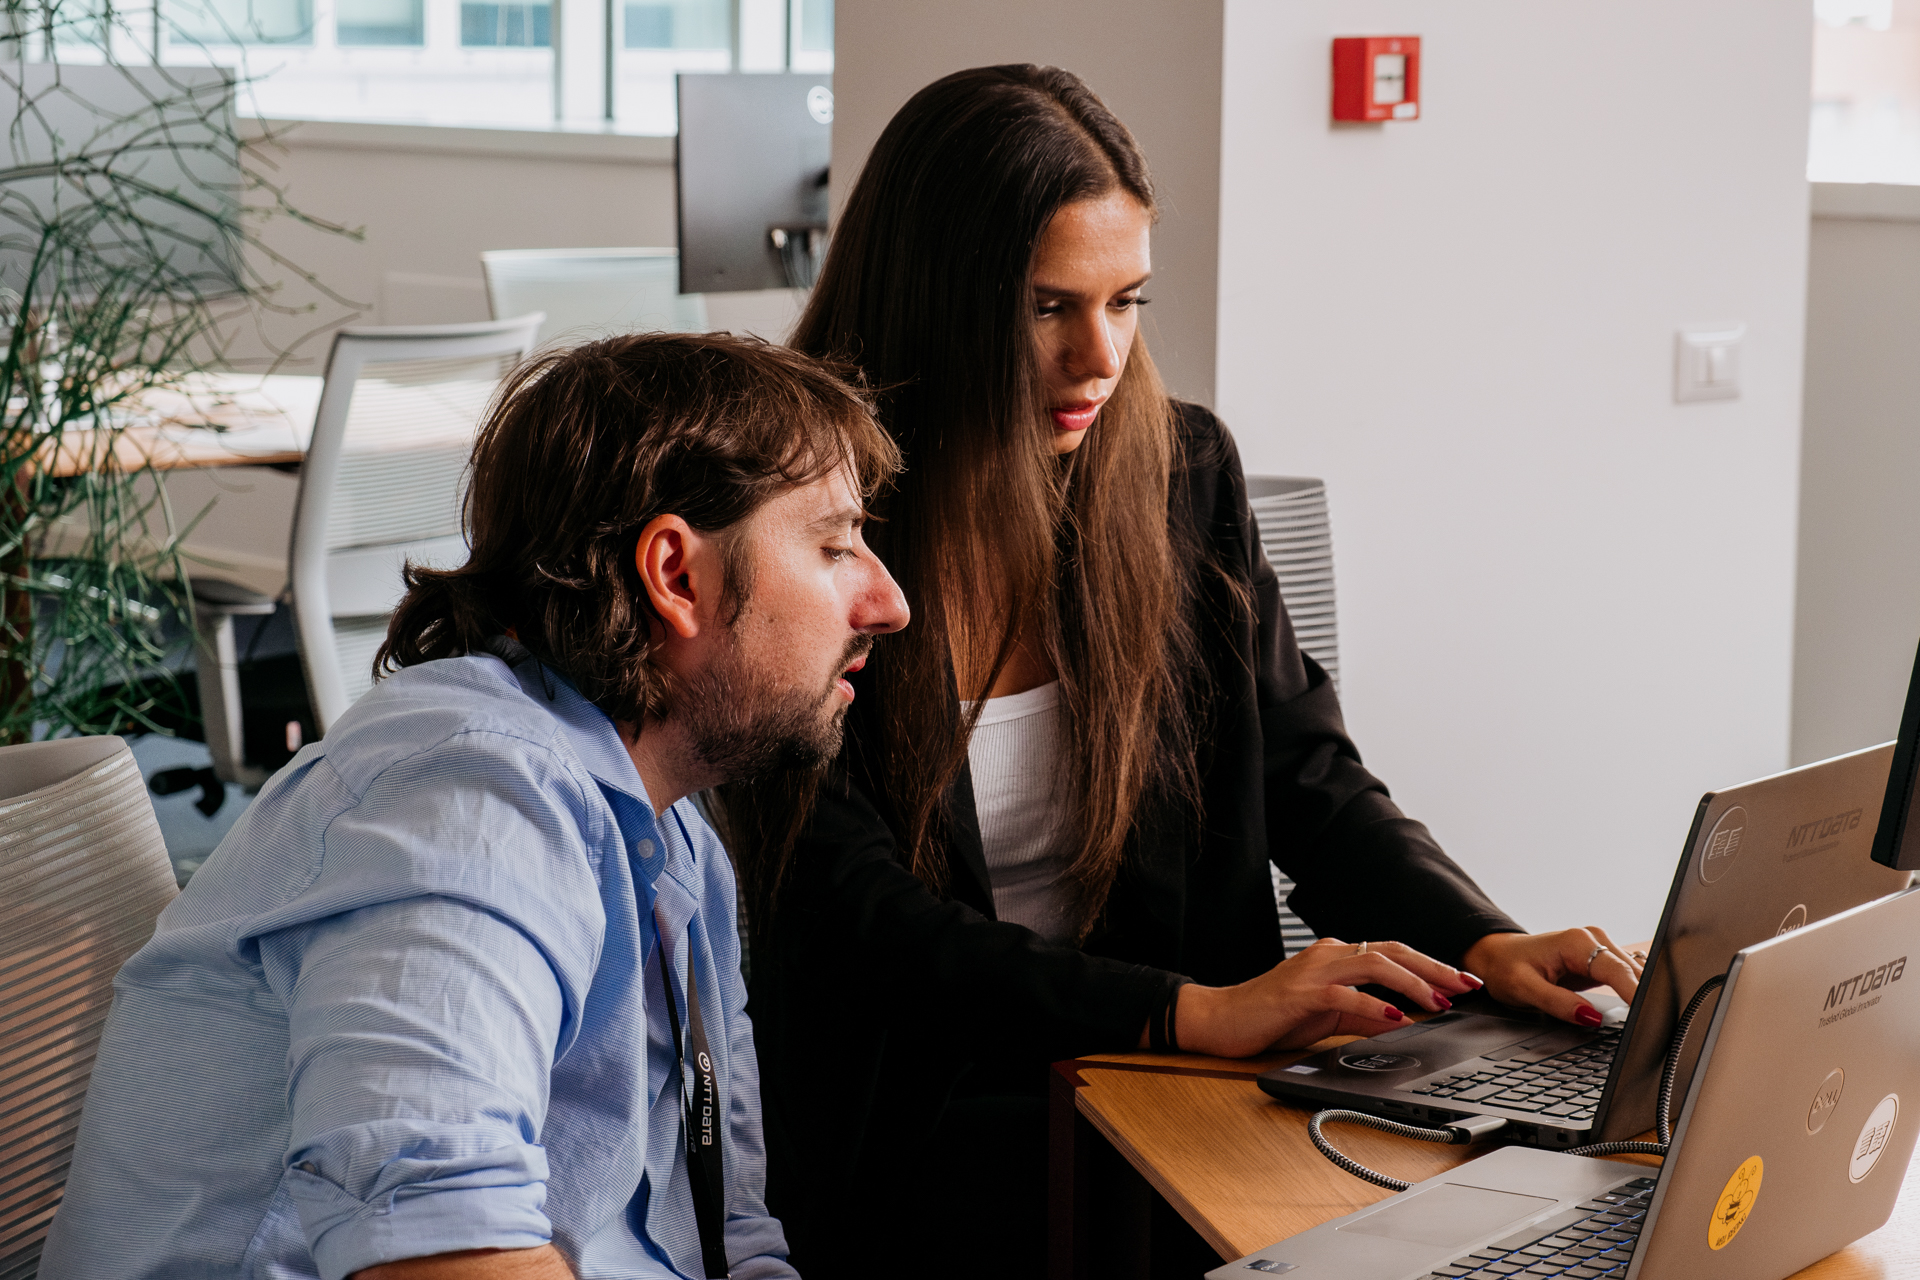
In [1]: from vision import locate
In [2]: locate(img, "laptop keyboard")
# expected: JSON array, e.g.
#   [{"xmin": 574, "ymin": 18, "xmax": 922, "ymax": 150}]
[
  {"xmin": 1403, "ymin": 1025, "xmax": 1622, "ymax": 1123},
  {"xmin": 1413, "ymin": 1177, "xmax": 1657, "ymax": 1280}
]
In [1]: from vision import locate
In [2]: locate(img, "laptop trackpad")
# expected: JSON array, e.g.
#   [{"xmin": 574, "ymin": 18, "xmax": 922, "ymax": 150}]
[{"xmin": 1336, "ymin": 1183, "xmax": 1557, "ymax": 1248}]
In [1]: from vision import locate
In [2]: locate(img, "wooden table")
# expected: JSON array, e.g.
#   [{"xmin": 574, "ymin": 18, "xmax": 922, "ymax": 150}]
[
  {"xmin": 31, "ymin": 373, "xmax": 321, "ymax": 477},
  {"xmin": 1050, "ymin": 1046, "xmax": 1920, "ymax": 1280}
]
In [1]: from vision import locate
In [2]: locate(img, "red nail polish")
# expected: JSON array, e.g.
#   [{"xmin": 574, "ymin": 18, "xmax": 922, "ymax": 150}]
[
  {"xmin": 1574, "ymin": 1004, "xmax": 1603, "ymax": 1028},
  {"xmin": 1432, "ymin": 993, "xmax": 1452, "ymax": 1011},
  {"xmin": 1460, "ymin": 972, "xmax": 1485, "ymax": 990},
  {"xmin": 1381, "ymin": 1004, "xmax": 1404, "ymax": 1021}
]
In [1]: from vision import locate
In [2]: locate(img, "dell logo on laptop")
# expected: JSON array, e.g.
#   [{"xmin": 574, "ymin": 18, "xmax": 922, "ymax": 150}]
[{"xmin": 1808, "ymin": 1068, "xmax": 1845, "ymax": 1134}]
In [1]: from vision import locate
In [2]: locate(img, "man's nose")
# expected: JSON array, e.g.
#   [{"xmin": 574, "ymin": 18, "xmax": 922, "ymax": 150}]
[{"xmin": 853, "ymin": 559, "xmax": 910, "ymax": 635}]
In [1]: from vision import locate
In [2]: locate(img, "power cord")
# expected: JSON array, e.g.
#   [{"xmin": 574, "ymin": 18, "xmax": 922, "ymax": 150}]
[
  {"xmin": 1561, "ymin": 973, "xmax": 1725, "ymax": 1159},
  {"xmin": 1308, "ymin": 1111, "xmax": 1510, "ymax": 1192},
  {"xmin": 1309, "ymin": 973, "xmax": 1729, "ymax": 1188}
]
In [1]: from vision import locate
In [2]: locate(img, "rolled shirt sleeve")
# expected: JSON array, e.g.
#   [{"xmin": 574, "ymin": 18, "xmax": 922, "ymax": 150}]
[{"xmin": 261, "ymin": 896, "xmax": 570, "ymax": 1280}]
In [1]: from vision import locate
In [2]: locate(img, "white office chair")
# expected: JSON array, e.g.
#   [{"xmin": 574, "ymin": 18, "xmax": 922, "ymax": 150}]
[
  {"xmin": 480, "ymin": 247, "xmax": 708, "ymax": 349},
  {"xmin": 0, "ymin": 736, "xmax": 177, "ymax": 1280},
  {"xmin": 1247, "ymin": 475, "xmax": 1340, "ymax": 955},
  {"xmin": 189, "ymin": 315, "xmax": 542, "ymax": 783}
]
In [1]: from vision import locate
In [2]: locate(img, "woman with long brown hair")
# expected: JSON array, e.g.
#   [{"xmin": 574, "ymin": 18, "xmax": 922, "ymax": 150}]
[{"xmin": 721, "ymin": 64, "xmax": 1642, "ymax": 1276}]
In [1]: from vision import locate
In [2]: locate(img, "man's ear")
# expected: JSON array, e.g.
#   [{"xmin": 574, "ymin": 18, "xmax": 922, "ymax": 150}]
[{"xmin": 635, "ymin": 514, "xmax": 714, "ymax": 641}]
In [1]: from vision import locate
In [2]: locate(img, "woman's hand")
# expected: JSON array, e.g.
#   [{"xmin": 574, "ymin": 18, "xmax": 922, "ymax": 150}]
[
  {"xmin": 1460, "ymin": 928, "xmax": 1643, "ymax": 1028},
  {"xmin": 1158, "ymin": 937, "xmax": 1484, "ymax": 1059}
]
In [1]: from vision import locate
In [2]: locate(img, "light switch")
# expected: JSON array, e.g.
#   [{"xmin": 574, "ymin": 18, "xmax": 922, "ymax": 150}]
[{"xmin": 1675, "ymin": 325, "xmax": 1744, "ymax": 403}]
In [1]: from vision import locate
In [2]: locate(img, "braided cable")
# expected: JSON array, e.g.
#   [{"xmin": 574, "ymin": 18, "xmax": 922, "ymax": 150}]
[
  {"xmin": 1563, "ymin": 972, "xmax": 1726, "ymax": 1160},
  {"xmin": 1307, "ymin": 1109, "xmax": 1468, "ymax": 1192},
  {"xmin": 1558, "ymin": 1140, "xmax": 1668, "ymax": 1159},
  {"xmin": 1655, "ymin": 974, "xmax": 1727, "ymax": 1146}
]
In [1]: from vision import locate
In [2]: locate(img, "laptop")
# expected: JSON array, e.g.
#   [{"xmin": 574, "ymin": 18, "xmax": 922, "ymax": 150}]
[
  {"xmin": 1211, "ymin": 883, "xmax": 1920, "ymax": 1280},
  {"xmin": 1260, "ymin": 743, "xmax": 1912, "ymax": 1147}
]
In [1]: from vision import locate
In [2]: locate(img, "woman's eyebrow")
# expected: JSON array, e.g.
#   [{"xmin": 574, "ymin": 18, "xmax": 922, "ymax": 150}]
[{"xmin": 1032, "ymin": 273, "xmax": 1153, "ymax": 297}]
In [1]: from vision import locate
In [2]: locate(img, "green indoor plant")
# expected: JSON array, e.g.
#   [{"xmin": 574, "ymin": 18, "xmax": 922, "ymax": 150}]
[{"xmin": 0, "ymin": 2, "xmax": 354, "ymax": 744}]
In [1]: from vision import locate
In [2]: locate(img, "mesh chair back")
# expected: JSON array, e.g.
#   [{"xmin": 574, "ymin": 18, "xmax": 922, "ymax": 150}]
[
  {"xmin": 1247, "ymin": 476, "xmax": 1341, "ymax": 957},
  {"xmin": 291, "ymin": 316, "xmax": 541, "ymax": 733},
  {"xmin": 481, "ymin": 247, "xmax": 708, "ymax": 348},
  {"xmin": 0, "ymin": 737, "xmax": 176, "ymax": 1280}
]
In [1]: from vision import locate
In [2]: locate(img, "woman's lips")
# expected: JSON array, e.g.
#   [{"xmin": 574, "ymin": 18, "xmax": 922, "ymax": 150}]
[{"xmin": 1050, "ymin": 400, "xmax": 1104, "ymax": 433}]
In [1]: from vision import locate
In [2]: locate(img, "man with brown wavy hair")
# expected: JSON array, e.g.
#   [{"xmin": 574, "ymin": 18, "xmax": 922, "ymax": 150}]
[{"xmin": 45, "ymin": 333, "xmax": 907, "ymax": 1280}]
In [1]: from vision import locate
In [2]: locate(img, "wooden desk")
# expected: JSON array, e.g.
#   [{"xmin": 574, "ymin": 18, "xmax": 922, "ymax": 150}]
[
  {"xmin": 1050, "ymin": 1047, "xmax": 1920, "ymax": 1279},
  {"xmin": 31, "ymin": 374, "xmax": 321, "ymax": 477}
]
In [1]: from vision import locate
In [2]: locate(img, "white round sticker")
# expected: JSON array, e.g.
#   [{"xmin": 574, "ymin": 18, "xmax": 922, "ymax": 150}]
[
  {"xmin": 1849, "ymin": 1094, "xmax": 1899, "ymax": 1184},
  {"xmin": 807, "ymin": 85, "xmax": 834, "ymax": 124},
  {"xmin": 1700, "ymin": 806, "xmax": 1747, "ymax": 883}
]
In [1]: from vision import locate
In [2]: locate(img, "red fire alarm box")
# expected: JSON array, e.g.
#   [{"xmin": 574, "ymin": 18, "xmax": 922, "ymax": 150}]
[{"xmin": 1332, "ymin": 36, "xmax": 1421, "ymax": 122}]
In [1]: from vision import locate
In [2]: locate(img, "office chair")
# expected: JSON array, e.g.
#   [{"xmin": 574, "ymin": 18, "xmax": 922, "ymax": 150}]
[
  {"xmin": 187, "ymin": 315, "xmax": 543, "ymax": 787},
  {"xmin": 480, "ymin": 247, "xmax": 708, "ymax": 348},
  {"xmin": 1247, "ymin": 476, "xmax": 1340, "ymax": 956},
  {"xmin": 0, "ymin": 736, "xmax": 177, "ymax": 1280}
]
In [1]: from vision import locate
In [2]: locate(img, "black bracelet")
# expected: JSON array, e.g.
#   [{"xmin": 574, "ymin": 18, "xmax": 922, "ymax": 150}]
[{"xmin": 1149, "ymin": 977, "xmax": 1193, "ymax": 1053}]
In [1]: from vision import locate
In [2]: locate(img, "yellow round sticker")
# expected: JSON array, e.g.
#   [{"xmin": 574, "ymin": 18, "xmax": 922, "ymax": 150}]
[{"xmin": 1708, "ymin": 1155, "xmax": 1764, "ymax": 1251}]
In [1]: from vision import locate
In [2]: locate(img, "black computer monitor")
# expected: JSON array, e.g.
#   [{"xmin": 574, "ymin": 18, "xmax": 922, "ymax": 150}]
[
  {"xmin": 1870, "ymin": 638, "xmax": 1920, "ymax": 871},
  {"xmin": 675, "ymin": 72, "xmax": 831, "ymax": 294}
]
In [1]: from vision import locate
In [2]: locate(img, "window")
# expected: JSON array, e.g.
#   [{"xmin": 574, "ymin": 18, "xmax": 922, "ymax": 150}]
[
  {"xmin": 461, "ymin": 1, "xmax": 547, "ymax": 47},
  {"xmin": 791, "ymin": 0, "xmax": 828, "ymax": 71},
  {"xmin": 151, "ymin": 0, "xmax": 827, "ymax": 132},
  {"xmin": 622, "ymin": 0, "xmax": 726, "ymax": 50},
  {"xmin": 1812, "ymin": 0, "xmax": 1920, "ymax": 182},
  {"xmin": 171, "ymin": 0, "xmax": 313, "ymax": 45},
  {"xmin": 340, "ymin": 0, "xmax": 423, "ymax": 45}
]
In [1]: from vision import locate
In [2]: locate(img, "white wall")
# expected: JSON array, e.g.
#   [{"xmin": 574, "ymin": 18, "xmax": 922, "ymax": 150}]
[
  {"xmin": 230, "ymin": 121, "xmax": 677, "ymax": 369},
  {"xmin": 1793, "ymin": 182, "xmax": 1920, "ymax": 766},
  {"xmin": 831, "ymin": 0, "xmax": 1223, "ymax": 406},
  {"xmin": 230, "ymin": 119, "xmax": 794, "ymax": 370},
  {"xmin": 1216, "ymin": 2, "xmax": 1814, "ymax": 940}
]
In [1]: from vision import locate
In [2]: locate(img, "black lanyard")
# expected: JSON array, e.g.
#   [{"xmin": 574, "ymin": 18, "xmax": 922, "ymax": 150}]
[{"xmin": 660, "ymin": 925, "xmax": 728, "ymax": 1278}]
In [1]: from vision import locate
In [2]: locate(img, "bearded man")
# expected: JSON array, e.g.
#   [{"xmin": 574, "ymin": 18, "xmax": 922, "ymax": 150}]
[{"xmin": 43, "ymin": 334, "xmax": 907, "ymax": 1280}]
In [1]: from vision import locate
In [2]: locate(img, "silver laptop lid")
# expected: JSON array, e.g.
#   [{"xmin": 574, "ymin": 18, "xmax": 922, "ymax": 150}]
[
  {"xmin": 1628, "ymin": 885, "xmax": 1920, "ymax": 1280},
  {"xmin": 1598, "ymin": 742, "xmax": 1911, "ymax": 1142}
]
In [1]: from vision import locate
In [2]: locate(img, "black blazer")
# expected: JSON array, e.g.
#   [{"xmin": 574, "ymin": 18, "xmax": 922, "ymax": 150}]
[{"xmin": 747, "ymin": 403, "xmax": 1520, "ymax": 1271}]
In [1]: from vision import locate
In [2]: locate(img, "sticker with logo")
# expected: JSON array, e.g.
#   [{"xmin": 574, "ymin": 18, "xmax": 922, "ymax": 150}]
[
  {"xmin": 1808, "ymin": 1068, "xmax": 1846, "ymax": 1135},
  {"xmin": 1339, "ymin": 1053, "xmax": 1420, "ymax": 1073},
  {"xmin": 1850, "ymin": 1094, "xmax": 1899, "ymax": 1184},
  {"xmin": 1700, "ymin": 807, "xmax": 1747, "ymax": 884},
  {"xmin": 1708, "ymin": 1155, "xmax": 1763, "ymax": 1251}
]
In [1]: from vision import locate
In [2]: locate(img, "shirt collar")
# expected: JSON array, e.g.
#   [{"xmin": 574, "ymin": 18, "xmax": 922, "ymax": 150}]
[{"xmin": 487, "ymin": 638, "xmax": 669, "ymax": 888}]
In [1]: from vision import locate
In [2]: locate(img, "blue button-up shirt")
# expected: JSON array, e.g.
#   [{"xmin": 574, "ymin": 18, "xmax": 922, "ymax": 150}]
[{"xmin": 43, "ymin": 651, "xmax": 796, "ymax": 1280}]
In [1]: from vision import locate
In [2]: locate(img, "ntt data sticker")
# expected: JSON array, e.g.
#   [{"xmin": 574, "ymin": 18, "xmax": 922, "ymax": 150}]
[
  {"xmin": 1850, "ymin": 1094, "xmax": 1900, "ymax": 1184},
  {"xmin": 1708, "ymin": 1155, "xmax": 1763, "ymax": 1251}
]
